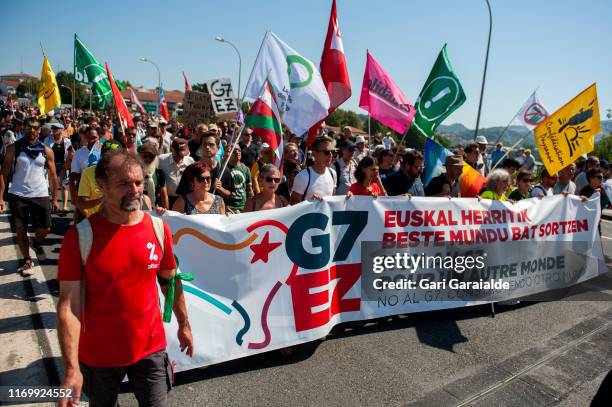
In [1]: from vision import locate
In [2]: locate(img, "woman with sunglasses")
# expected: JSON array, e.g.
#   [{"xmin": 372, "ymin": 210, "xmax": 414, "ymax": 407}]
[
  {"xmin": 243, "ymin": 164, "xmax": 288, "ymax": 212},
  {"xmin": 172, "ymin": 162, "xmax": 225, "ymax": 215},
  {"xmin": 346, "ymin": 156, "xmax": 387, "ymax": 198},
  {"xmin": 507, "ymin": 170, "xmax": 533, "ymax": 201}
]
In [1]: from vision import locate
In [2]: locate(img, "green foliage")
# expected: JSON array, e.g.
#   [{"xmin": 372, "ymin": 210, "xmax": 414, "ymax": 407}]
[
  {"xmin": 191, "ymin": 82, "xmax": 208, "ymax": 93},
  {"xmin": 593, "ymin": 133, "xmax": 612, "ymax": 159},
  {"xmin": 326, "ymin": 108, "xmax": 364, "ymax": 130},
  {"xmin": 55, "ymin": 71, "xmax": 90, "ymax": 108},
  {"xmin": 16, "ymin": 79, "xmax": 39, "ymax": 97},
  {"xmin": 118, "ymin": 80, "xmax": 132, "ymax": 89}
]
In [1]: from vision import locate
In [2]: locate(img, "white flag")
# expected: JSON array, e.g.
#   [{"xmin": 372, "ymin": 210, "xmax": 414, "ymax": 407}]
[
  {"xmin": 515, "ymin": 91, "xmax": 549, "ymax": 130},
  {"xmin": 243, "ymin": 32, "xmax": 330, "ymax": 136}
]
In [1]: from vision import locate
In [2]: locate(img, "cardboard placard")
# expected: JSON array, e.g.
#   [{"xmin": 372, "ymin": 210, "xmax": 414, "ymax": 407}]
[
  {"xmin": 205, "ymin": 77, "xmax": 239, "ymax": 115},
  {"xmin": 183, "ymin": 90, "xmax": 212, "ymax": 128}
]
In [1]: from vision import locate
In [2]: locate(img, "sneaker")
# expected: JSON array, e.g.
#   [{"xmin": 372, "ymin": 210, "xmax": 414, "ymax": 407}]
[
  {"xmin": 18, "ymin": 259, "xmax": 34, "ymax": 277},
  {"xmin": 32, "ymin": 240, "xmax": 47, "ymax": 261}
]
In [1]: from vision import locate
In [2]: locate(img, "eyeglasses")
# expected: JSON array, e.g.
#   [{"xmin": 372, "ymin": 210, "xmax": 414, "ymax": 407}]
[
  {"xmin": 317, "ymin": 149, "xmax": 334, "ymax": 156},
  {"xmin": 592, "ymin": 175, "xmax": 603, "ymax": 179},
  {"xmin": 196, "ymin": 175, "xmax": 212, "ymax": 183},
  {"xmin": 264, "ymin": 176, "xmax": 281, "ymax": 183}
]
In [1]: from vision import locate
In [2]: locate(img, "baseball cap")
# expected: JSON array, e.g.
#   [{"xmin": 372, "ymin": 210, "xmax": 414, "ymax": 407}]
[
  {"xmin": 158, "ymin": 117, "xmax": 168, "ymax": 125},
  {"xmin": 50, "ymin": 121, "xmax": 65, "ymax": 129},
  {"xmin": 355, "ymin": 135, "xmax": 366, "ymax": 144},
  {"xmin": 147, "ymin": 120, "xmax": 158, "ymax": 128}
]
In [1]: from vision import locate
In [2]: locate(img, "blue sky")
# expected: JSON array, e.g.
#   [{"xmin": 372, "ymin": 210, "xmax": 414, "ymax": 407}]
[{"xmin": 2, "ymin": 0, "xmax": 611, "ymax": 128}]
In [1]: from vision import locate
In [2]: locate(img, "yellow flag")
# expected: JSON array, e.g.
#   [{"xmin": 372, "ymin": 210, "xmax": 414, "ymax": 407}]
[
  {"xmin": 534, "ymin": 83, "xmax": 601, "ymax": 175},
  {"xmin": 38, "ymin": 56, "xmax": 62, "ymax": 115}
]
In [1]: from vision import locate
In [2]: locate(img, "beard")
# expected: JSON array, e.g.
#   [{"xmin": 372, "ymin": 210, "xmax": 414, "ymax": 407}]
[{"xmin": 120, "ymin": 193, "xmax": 142, "ymax": 212}]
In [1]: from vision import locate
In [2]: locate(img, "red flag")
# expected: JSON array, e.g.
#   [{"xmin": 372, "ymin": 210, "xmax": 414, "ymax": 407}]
[
  {"xmin": 105, "ymin": 62, "xmax": 134, "ymax": 128},
  {"xmin": 159, "ymin": 87, "xmax": 170, "ymax": 122},
  {"xmin": 306, "ymin": 0, "xmax": 351, "ymax": 146},
  {"xmin": 183, "ymin": 71, "xmax": 191, "ymax": 92}
]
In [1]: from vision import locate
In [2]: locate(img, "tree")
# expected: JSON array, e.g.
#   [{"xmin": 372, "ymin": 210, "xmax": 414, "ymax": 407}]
[
  {"xmin": 55, "ymin": 71, "xmax": 91, "ymax": 108},
  {"xmin": 191, "ymin": 82, "xmax": 208, "ymax": 93},
  {"xmin": 326, "ymin": 108, "xmax": 365, "ymax": 130},
  {"xmin": 593, "ymin": 133, "xmax": 612, "ymax": 160},
  {"xmin": 118, "ymin": 80, "xmax": 132, "ymax": 89},
  {"xmin": 16, "ymin": 79, "xmax": 39, "ymax": 98}
]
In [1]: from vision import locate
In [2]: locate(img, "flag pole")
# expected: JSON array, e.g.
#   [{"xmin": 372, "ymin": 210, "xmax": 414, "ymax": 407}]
[
  {"xmin": 72, "ymin": 34, "xmax": 77, "ymax": 120},
  {"xmin": 490, "ymin": 130, "xmax": 532, "ymax": 171},
  {"xmin": 368, "ymin": 114, "xmax": 371, "ymax": 156},
  {"xmin": 494, "ymin": 87, "xmax": 539, "ymax": 145},
  {"xmin": 473, "ymin": 0, "xmax": 493, "ymax": 141}
]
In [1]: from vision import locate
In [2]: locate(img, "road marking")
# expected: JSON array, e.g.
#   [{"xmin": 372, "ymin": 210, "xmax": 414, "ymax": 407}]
[{"xmin": 456, "ymin": 320, "xmax": 610, "ymax": 407}]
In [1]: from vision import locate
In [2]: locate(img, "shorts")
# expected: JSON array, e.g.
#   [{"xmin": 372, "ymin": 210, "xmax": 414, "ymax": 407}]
[
  {"xmin": 80, "ymin": 350, "xmax": 173, "ymax": 407},
  {"xmin": 8, "ymin": 194, "xmax": 51, "ymax": 230}
]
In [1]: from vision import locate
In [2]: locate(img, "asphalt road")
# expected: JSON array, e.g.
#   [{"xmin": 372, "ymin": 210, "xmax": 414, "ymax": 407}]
[{"xmin": 36, "ymin": 212, "xmax": 612, "ymax": 407}]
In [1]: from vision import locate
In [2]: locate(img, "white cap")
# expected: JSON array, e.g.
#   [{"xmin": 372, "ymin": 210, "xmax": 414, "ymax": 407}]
[
  {"xmin": 355, "ymin": 135, "xmax": 366, "ymax": 144},
  {"xmin": 261, "ymin": 142, "xmax": 270, "ymax": 149}
]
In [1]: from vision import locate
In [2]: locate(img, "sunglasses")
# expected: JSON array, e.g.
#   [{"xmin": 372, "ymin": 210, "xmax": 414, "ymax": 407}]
[
  {"xmin": 196, "ymin": 175, "xmax": 212, "ymax": 183},
  {"xmin": 264, "ymin": 176, "xmax": 281, "ymax": 183},
  {"xmin": 592, "ymin": 175, "xmax": 603, "ymax": 179},
  {"xmin": 25, "ymin": 125, "xmax": 40, "ymax": 130},
  {"xmin": 128, "ymin": 133, "xmax": 137, "ymax": 137},
  {"xmin": 521, "ymin": 178, "xmax": 533, "ymax": 183},
  {"xmin": 141, "ymin": 153, "xmax": 156, "ymax": 160},
  {"xmin": 317, "ymin": 149, "xmax": 334, "ymax": 156}
]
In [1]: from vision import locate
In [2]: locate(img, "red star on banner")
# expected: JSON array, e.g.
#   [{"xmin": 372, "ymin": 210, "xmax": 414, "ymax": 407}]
[{"xmin": 249, "ymin": 231, "xmax": 282, "ymax": 264}]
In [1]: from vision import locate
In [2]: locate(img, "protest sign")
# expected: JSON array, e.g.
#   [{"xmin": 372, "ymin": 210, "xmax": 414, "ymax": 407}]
[
  {"xmin": 182, "ymin": 90, "xmax": 212, "ymax": 128},
  {"xmin": 158, "ymin": 195, "xmax": 606, "ymax": 372},
  {"xmin": 205, "ymin": 77, "xmax": 239, "ymax": 116}
]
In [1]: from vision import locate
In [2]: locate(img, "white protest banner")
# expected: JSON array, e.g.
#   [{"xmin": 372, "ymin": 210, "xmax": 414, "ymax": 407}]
[
  {"xmin": 205, "ymin": 77, "xmax": 239, "ymax": 116},
  {"xmin": 159, "ymin": 195, "xmax": 606, "ymax": 372},
  {"xmin": 604, "ymin": 180, "xmax": 612, "ymax": 204}
]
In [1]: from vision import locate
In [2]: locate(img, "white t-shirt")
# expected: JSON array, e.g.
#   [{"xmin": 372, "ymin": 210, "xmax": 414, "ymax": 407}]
[
  {"xmin": 71, "ymin": 142, "xmax": 102, "ymax": 174},
  {"xmin": 383, "ymin": 136, "xmax": 395, "ymax": 150},
  {"xmin": 292, "ymin": 166, "xmax": 336, "ymax": 200}
]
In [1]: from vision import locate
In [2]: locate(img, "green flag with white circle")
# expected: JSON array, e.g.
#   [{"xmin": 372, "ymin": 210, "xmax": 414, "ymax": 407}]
[{"xmin": 412, "ymin": 44, "xmax": 466, "ymax": 139}]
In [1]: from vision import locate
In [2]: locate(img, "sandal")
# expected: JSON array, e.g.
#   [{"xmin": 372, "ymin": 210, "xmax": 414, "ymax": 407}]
[{"xmin": 18, "ymin": 258, "xmax": 34, "ymax": 277}]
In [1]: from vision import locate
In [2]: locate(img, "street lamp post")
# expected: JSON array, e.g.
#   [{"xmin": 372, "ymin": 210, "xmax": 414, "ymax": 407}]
[
  {"xmin": 215, "ymin": 36, "xmax": 242, "ymax": 105},
  {"xmin": 60, "ymin": 84, "xmax": 73, "ymax": 108},
  {"xmin": 84, "ymin": 86, "xmax": 92, "ymax": 111},
  {"xmin": 473, "ymin": 0, "xmax": 492, "ymax": 140},
  {"xmin": 139, "ymin": 57, "xmax": 161, "ymax": 114}
]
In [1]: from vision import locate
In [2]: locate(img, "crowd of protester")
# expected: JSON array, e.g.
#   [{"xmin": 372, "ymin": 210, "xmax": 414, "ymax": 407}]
[
  {"xmin": 1, "ymin": 98, "xmax": 611, "ymax": 405},
  {"xmin": 2, "ymin": 102, "xmax": 611, "ymax": 270}
]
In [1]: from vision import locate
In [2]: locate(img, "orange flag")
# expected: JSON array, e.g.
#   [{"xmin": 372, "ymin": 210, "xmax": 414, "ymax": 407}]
[{"xmin": 460, "ymin": 162, "xmax": 487, "ymax": 197}]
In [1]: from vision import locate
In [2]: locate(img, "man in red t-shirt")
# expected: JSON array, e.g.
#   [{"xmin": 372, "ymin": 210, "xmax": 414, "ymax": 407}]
[{"xmin": 57, "ymin": 149, "xmax": 193, "ymax": 407}]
